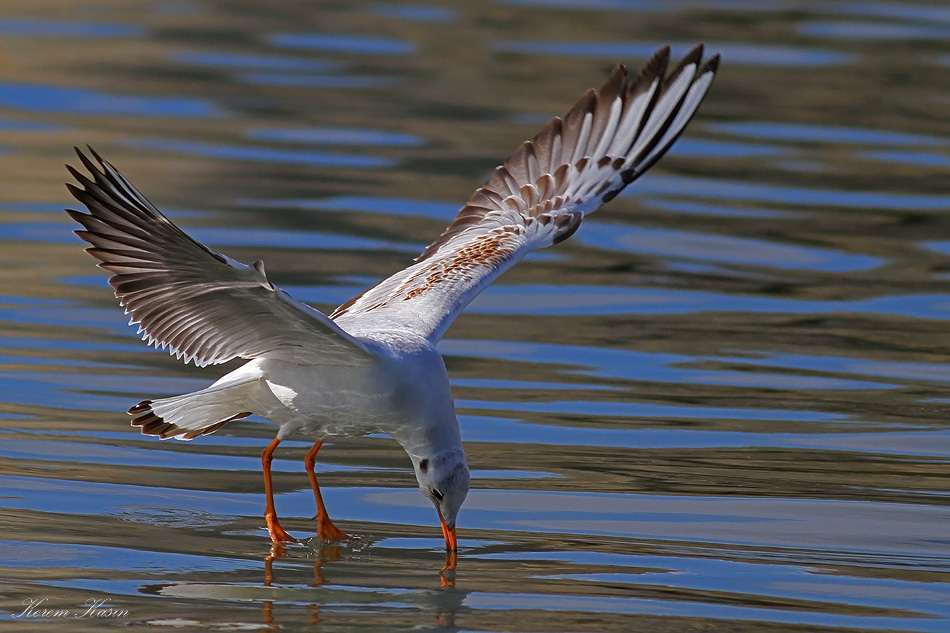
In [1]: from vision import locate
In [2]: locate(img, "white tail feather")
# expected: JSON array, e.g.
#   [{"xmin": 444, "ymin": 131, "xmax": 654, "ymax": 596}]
[{"xmin": 130, "ymin": 367, "xmax": 262, "ymax": 440}]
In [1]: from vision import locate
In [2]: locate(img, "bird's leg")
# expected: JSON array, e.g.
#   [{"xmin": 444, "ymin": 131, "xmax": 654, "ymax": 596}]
[
  {"xmin": 304, "ymin": 440, "xmax": 349, "ymax": 542},
  {"xmin": 262, "ymin": 437, "xmax": 296, "ymax": 544}
]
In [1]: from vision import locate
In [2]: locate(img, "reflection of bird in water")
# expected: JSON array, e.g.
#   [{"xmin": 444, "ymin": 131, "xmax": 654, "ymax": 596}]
[
  {"xmin": 263, "ymin": 543, "xmax": 344, "ymax": 627},
  {"xmin": 262, "ymin": 542, "xmax": 466, "ymax": 629},
  {"xmin": 65, "ymin": 44, "xmax": 719, "ymax": 561}
]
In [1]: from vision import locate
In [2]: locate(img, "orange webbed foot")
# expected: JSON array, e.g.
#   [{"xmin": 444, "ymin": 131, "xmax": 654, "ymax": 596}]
[
  {"xmin": 265, "ymin": 512, "xmax": 296, "ymax": 544},
  {"xmin": 312, "ymin": 513, "xmax": 349, "ymax": 542}
]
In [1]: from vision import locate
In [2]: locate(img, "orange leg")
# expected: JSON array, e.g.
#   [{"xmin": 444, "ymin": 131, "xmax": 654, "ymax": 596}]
[
  {"xmin": 304, "ymin": 440, "xmax": 349, "ymax": 542},
  {"xmin": 262, "ymin": 437, "xmax": 295, "ymax": 544}
]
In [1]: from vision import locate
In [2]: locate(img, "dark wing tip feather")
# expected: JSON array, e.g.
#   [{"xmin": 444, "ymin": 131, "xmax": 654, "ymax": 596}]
[
  {"xmin": 72, "ymin": 146, "xmax": 103, "ymax": 179},
  {"xmin": 642, "ymin": 44, "xmax": 671, "ymax": 78},
  {"xmin": 64, "ymin": 164, "xmax": 89, "ymax": 186},
  {"xmin": 626, "ymin": 46, "xmax": 669, "ymax": 102},
  {"xmin": 86, "ymin": 144, "xmax": 107, "ymax": 165},
  {"xmin": 64, "ymin": 206, "xmax": 89, "ymax": 224},
  {"xmin": 702, "ymin": 53, "xmax": 721, "ymax": 74},
  {"xmin": 598, "ymin": 63, "xmax": 628, "ymax": 100},
  {"xmin": 660, "ymin": 43, "xmax": 705, "ymax": 94},
  {"xmin": 683, "ymin": 42, "xmax": 705, "ymax": 62}
]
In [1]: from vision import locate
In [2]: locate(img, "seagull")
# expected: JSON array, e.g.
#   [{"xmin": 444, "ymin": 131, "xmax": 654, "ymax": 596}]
[{"xmin": 65, "ymin": 44, "xmax": 719, "ymax": 555}]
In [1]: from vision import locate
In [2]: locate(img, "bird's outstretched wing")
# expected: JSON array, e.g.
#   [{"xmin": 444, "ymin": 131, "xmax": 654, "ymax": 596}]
[
  {"xmin": 331, "ymin": 44, "xmax": 719, "ymax": 341},
  {"xmin": 66, "ymin": 148, "xmax": 373, "ymax": 367}
]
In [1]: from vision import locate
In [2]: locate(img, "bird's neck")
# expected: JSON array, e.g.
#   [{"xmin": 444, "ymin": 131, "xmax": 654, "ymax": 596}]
[{"xmin": 394, "ymin": 412, "xmax": 464, "ymax": 464}]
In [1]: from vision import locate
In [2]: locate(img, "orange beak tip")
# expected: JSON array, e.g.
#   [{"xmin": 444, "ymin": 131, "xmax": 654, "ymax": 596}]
[{"xmin": 437, "ymin": 508, "xmax": 458, "ymax": 552}]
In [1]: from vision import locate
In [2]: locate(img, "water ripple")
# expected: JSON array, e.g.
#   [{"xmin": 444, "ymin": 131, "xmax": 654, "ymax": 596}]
[
  {"xmin": 0, "ymin": 83, "xmax": 218, "ymax": 117},
  {"xmin": 493, "ymin": 40, "xmax": 855, "ymax": 67}
]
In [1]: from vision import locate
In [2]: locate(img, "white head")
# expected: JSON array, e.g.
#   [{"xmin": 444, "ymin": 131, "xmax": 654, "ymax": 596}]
[{"xmin": 411, "ymin": 448, "xmax": 470, "ymax": 550}]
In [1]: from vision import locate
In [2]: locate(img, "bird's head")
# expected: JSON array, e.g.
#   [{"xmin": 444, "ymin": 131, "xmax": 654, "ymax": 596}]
[{"xmin": 411, "ymin": 449, "xmax": 470, "ymax": 551}]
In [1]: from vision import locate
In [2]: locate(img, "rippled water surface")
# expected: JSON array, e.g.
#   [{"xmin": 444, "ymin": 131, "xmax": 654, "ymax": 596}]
[{"xmin": 1, "ymin": 1, "xmax": 949, "ymax": 631}]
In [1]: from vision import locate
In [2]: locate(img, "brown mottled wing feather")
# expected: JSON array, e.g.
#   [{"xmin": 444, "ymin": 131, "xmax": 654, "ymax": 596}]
[
  {"xmin": 66, "ymin": 147, "xmax": 373, "ymax": 367},
  {"xmin": 334, "ymin": 44, "xmax": 719, "ymax": 342}
]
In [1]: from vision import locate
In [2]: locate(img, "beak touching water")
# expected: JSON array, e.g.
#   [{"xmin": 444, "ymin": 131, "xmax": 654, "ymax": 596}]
[
  {"xmin": 437, "ymin": 507, "xmax": 457, "ymax": 551},
  {"xmin": 437, "ymin": 506, "xmax": 458, "ymax": 586}
]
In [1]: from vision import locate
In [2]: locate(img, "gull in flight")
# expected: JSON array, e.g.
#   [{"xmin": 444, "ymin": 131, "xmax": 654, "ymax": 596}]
[{"xmin": 65, "ymin": 44, "xmax": 719, "ymax": 556}]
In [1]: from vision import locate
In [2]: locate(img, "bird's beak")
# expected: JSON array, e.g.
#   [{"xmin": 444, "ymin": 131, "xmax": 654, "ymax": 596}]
[{"xmin": 436, "ymin": 507, "xmax": 457, "ymax": 551}]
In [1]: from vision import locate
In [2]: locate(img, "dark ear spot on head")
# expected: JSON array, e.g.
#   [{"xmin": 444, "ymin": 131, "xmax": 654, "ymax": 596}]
[{"xmin": 419, "ymin": 458, "xmax": 429, "ymax": 473}]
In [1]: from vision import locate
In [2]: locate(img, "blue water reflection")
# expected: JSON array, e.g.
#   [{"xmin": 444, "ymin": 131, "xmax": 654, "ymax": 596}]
[
  {"xmin": 248, "ymin": 127, "xmax": 423, "ymax": 147},
  {"xmin": 125, "ymin": 139, "xmax": 396, "ymax": 168},
  {"xmin": 174, "ymin": 51, "xmax": 341, "ymax": 72},
  {"xmin": 0, "ymin": 83, "xmax": 218, "ymax": 117},
  {"xmin": 800, "ymin": 20, "xmax": 950, "ymax": 40},
  {"xmin": 711, "ymin": 121, "xmax": 949, "ymax": 147},
  {"xmin": 0, "ymin": 19, "xmax": 142, "ymax": 37},
  {"xmin": 493, "ymin": 40, "xmax": 855, "ymax": 66},
  {"xmin": 635, "ymin": 174, "xmax": 950, "ymax": 210},
  {"xmin": 578, "ymin": 223, "xmax": 883, "ymax": 272},
  {"xmin": 271, "ymin": 33, "xmax": 415, "ymax": 55}
]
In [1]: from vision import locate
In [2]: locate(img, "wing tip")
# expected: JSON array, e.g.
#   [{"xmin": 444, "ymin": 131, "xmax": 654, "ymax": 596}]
[{"xmin": 702, "ymin": 52, "xmax": 721, "ymax": 75}]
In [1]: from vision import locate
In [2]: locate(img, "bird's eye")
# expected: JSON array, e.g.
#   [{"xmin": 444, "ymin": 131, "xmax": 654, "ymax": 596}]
[{"xmin": 431, "ymin": 488, "xmax": 444, "ymax": 501}]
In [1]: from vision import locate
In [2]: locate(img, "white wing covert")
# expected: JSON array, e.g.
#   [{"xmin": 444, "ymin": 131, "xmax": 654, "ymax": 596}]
[
  {"xmin": 66, "ymin": 148, "xmax": 373, "ymax": 367},
  {"xmin": 332, "ymin": 44, "xmax": 719, "ymax": 341}
]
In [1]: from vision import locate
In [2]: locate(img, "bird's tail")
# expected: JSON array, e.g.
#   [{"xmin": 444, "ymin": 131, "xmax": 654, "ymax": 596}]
[{"xmin": 129, "ymin": 371, "xmax": 260, "ymax": 440}]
